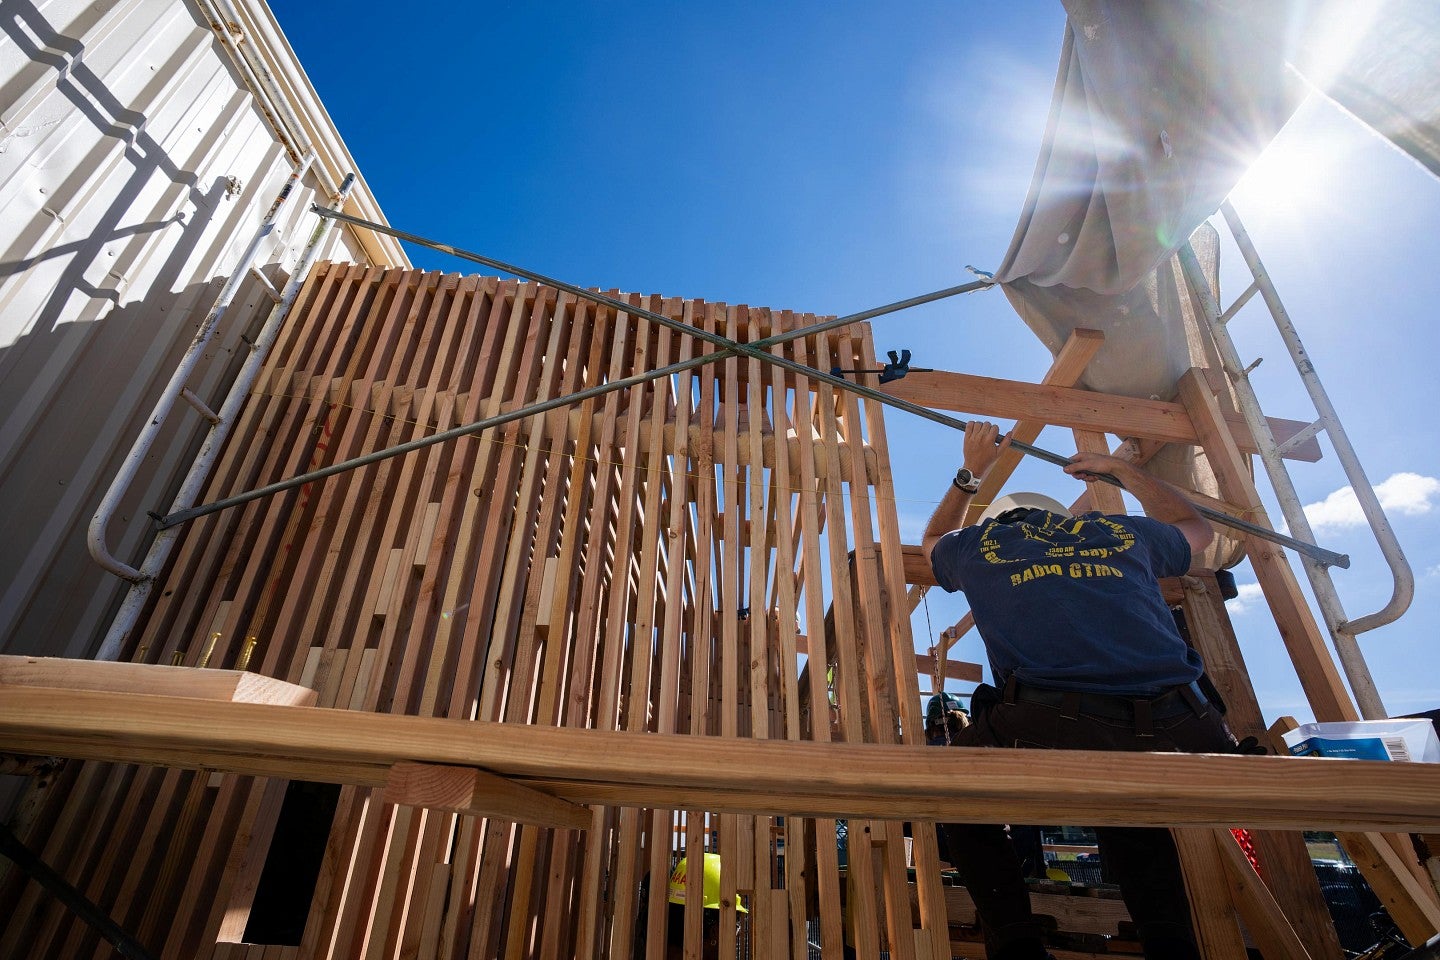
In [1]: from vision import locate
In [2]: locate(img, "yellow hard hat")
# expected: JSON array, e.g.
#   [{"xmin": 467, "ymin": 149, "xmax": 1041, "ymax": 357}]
[{"xmin": 667, "ymin": 853, "xmax": 747, "ymax": 913}]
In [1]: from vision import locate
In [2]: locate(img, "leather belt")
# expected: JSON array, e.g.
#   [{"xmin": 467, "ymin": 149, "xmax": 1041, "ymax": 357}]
[{"xmin": 1005, "ymin": 679, "xmax": 1210, "ymax": 723}]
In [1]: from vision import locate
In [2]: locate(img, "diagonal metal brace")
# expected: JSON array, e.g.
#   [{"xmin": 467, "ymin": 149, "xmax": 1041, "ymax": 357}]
[{"xmin": 156, "ymin": 209, "xmax": 1349, "ymax": 569}]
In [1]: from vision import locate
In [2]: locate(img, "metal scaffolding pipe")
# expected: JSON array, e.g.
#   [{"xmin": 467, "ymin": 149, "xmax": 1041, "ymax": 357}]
[
  {"xmin": 87, "ymin": 154, "xmax": 315, "ymax": 581},
  {"xmin": 95, "ymin": 174, "xmax": 358, "ymax": 661}
]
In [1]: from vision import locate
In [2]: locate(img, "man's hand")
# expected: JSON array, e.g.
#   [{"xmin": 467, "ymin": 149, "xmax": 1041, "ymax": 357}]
[
  {"xmin": 1065, "ymin": 451, "xmax": 1212, "ymax": 556},
  {"xmin": 1063, "ymin": 450, "xmax": 1127, "ymax": 485},
  {"xmin": 923, "ymin": 421, "xmax": 1012, "ymax": 566},
  {"xmin": 962, "ymin": 420, "xmax": 1011, "ymax": 477}
]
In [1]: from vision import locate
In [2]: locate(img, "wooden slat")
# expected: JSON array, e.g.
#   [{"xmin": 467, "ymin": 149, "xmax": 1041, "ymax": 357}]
[
  {"xmin": 839, "ymin": 326, "xmax": 916, "ymax": 960},
  {"xmin": 1072, "ymin": 429, "xmax": 1126, "ymax": 514},
  {"xmin": 786, "ymin": 329, "xmax": 846, "ymax": 959},
  {"xmin": 912, "ymin": 653, "xmax": 983, "ymax": 684},
  {"xmin": 716, "ymin": 304, "xmax": 744, "ymax": 960},
  {"xmin": 1216, "ymin": 828, "xmax": 1315, "ymax": 960},
  {"xmin": 1174, "ymin": 829, "xmax": 1249, "ymax": 959}
]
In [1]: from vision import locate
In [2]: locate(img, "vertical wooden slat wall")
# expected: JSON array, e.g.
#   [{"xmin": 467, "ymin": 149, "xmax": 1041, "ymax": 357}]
[{"xmin": 0, "ymin": 264, "xmax": 947, "ymax": 960}]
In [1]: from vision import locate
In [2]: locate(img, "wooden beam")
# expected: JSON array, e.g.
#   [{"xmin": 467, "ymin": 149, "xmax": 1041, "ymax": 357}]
[
  {"xmin": 0, "ymin": 656, "xmax": 316, "ymax": 706},
  {"xmin": 1174, "ymin": 370, "xmax": 1356, "ymax": 722},
  {"xmin": 964, "ymin": 328, "xmax": 1107, "ymax": 524},
  {"xmin": 1216, "ymin": 828, "xmax": 1315, "ymax": 960},
  {"xmin": 912, "ymin": 654, "xmax": 983, "ymax": 684},
  {"xmin": 382, "ymin": 761, "xmax": 590, "ymax": 830},
  {"xmin": 900, "ymin": 544, "xmax": 939, "ymax": 586},
  {"xmin": 4, "ymin": 686, "xmax": 1440, "ymax": 832},
  {"xmin": 1179, "ymin": 576, "xmax": 1343, "ymax": 960},
  {"xmin": 882, "ymin": 370, "xmax": 1322, "ymax": 462},
  {"xmin": 1072, "ymin": 429, "xmax": 1126, "ymax": 514},
  {"xmin": 793, "ymin": 634, "xmax": 980, "ymax": 683},
  {"xmin": 1174, "ymin": 829, "xmax": 1249, "ymax": 959}
]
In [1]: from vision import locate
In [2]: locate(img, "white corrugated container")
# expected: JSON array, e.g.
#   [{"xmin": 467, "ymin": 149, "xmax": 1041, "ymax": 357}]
[{"xmin": 0, "ymin": 0, "xmax": 407, "ymax": 660}]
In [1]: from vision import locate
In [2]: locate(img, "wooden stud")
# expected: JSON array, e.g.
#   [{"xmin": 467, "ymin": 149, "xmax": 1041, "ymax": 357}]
[{"xmin": 383, "ymin": 762, "xmax": 589, "ymax": 830}]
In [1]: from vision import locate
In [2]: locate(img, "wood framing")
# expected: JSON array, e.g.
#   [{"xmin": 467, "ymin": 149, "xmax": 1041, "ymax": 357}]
[
  {"xmin": 883, "ymin": 369, "xmax": 1324, "ymax": 462},
  {"xmin": 3, "ymin": 684, "xmax": 1440, "ymax": 832},
  {"xmin": 2, "ymin": 267, "xmax": 1432, "ymax": 959},
  {"xmin": 0, "ymin": 267, "xmax": 942, "ymax": 959}
]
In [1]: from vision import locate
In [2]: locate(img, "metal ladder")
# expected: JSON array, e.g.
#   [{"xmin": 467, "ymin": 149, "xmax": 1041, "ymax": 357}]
[
  {"xmin": 1179, "ymin": 200, "xmax": 1414, "ymax": 720},
  {"xmin": 86, "ymin": 166, "xmax": 357, "ymax": 661}
]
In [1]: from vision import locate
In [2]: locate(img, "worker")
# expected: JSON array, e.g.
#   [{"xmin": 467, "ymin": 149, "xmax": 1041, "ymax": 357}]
[
  {"xmin": 925, "ymin": 691, "xmax": 971, "ymax": 746},
  {"xmin": 920, "ymin": 421, "xmax": 1240, "ymax": 960},
  {"xmin": 635, "ymin": 853, "xmax": 745, "ymax": 959}
]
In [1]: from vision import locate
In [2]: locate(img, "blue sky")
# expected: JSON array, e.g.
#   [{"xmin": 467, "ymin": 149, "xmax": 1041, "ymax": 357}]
[{"xmin": 269, "ymin": 1, "xmax": 1440, "ymax": 723}]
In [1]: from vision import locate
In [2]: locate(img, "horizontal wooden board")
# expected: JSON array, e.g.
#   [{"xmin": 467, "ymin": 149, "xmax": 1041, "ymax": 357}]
[
  {"xmin": 3, "ymin": 686, "xmax": 1438, "ymax": 832},
  {"xmin": 0, "ymin": 655, "xmax": 316, "ymax": 706},
  {"xmin": 883, "ymin": 370, "xmax": 1323, "ymax": 462}
]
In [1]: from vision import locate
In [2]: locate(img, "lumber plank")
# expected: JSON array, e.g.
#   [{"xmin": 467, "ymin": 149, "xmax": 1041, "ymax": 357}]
[
  {"xmin": 883, "ymin": 369, "xmax": 1323, "ymax": 461},
  {"xmin": 383, "ymin": 762, "xmax": 589, "ymax": 830},
  {"xmin": 912, "ymin": 653, "xmax": 983, "ymax": 684},
  {"xmin": 1216, "ymin": 827, "xmax": 1314, "ymax": 960},
  {"xmin": 0, "ymin": 656, "xmax": 315, "ymax": 706},
  {"xmin": 1179, "ymin": 574, "xmax": 1343, "ymax": 960},
  {"xmin": 6, "ymin": 688, "xmax": 1440, "ymax": 831},
  {"xmin": 786, "ymin": 329, "xmax": 846, "ymax": 960},
  {"xmin": 1072, "ymin": 429, "xmax": 1126, "ymax": 514},
  {"xmin": 1173, "ymin": 828, "xmax": 1249, "ymax": 959},
  {"xmin": 812, "ymin": 327, "xmax": 882, "ymax": 959},
  {"xmin": 717, "ymin": 304, "xmax": 744, "ymax": 960},
  {"xmin": 1174, "ymin": 369, "xmax": 1357, "ymax": 721},
  {"xmin": 529, "ymin": 294, "xmax": 606, "ymax": 960},
  {"xmin": 840, "ymin": 327, "xmax": 917, "ymax": 960}
]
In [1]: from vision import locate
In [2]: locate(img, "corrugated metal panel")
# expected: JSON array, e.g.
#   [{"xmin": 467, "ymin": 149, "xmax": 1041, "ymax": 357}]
[{"xmin": 0, "ymin": 0, "xmax": 406, "ymax": 662}]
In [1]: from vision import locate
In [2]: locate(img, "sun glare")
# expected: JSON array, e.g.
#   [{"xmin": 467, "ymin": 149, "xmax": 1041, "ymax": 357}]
[{"xmin": 1228, "ymin": 100, "xmax": 1349, "ymax": 218}]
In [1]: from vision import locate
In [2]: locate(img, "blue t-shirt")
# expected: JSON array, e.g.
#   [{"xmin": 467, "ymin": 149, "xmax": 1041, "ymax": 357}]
[{"xmin": 930, "ymin": 510, "xmax": 1202, "ymax": 695}]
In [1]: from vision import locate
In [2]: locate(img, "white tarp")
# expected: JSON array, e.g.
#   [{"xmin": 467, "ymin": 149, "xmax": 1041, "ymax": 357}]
[
  {"xmin": 995, "ymin": 0, "xmax": 1303, "ymax": 401},
  {"xmin": 1294, "ymin": 0, "xmax": 1440, "ymax": 182},
  {"xmin": 995, "ymin": 0, "xmax": 1440, "ymax": 401}
]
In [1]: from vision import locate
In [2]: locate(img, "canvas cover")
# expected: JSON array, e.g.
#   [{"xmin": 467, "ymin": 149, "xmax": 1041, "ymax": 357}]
[
  {"xmin": 1291, "ymin": 0, "xmax": 1440, "ymax": 182},
  {"xmin": 996, "ymin": 0, "xmax": 1302, "ymax": 400},
  {"xmin": 996, "ymin": 0, "xmax": 1440, "ymax": 401}
]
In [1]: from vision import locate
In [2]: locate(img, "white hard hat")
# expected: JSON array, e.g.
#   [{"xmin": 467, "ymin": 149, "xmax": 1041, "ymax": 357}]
[{"xmin": 978, "ymin": 492, "xmax": 1071, "ymax": 524}]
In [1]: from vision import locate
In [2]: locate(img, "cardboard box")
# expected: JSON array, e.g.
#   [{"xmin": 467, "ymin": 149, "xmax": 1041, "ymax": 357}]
[{"xmin": 1283, "ymin": 719, "xmax": 1440, "ymax": 763}]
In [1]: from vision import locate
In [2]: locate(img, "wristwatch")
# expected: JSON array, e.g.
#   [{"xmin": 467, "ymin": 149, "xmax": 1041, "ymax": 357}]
[{"xmin": 953, "ymin": 467, "xmax": 981, "ymax": 493}]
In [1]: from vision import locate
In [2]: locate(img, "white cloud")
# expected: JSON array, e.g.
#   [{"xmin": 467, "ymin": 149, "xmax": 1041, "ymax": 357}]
[
  {"xmin": 1303, "ymin": 472, "xmax": 1440, "ymax": 533},
  {"xmin": 1227, "ymin": 582, "xmax": 1266, "ymax": 615}
]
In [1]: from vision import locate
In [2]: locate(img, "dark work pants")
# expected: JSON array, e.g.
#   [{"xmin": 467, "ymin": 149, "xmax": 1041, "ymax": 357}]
[{"xmin": 940, "ymin": 690, "xmax": 1238, "ymax": 960}]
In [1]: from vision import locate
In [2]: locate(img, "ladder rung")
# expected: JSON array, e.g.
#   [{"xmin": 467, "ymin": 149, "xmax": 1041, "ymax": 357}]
[
  {"xmin": 1274, "ymin": 417, "xmax": 1327, "ymax": 458},
  {"xmin": 249, "ymin": 265, "xmax": 282, "ymax": 303},
  {"xmin": 180, "ymin": 387, "xmax": 221, "ymax": 425},
  {"xmin": 1218, "ymin": 280, "xmax": 1260, "ymax": 325}
]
